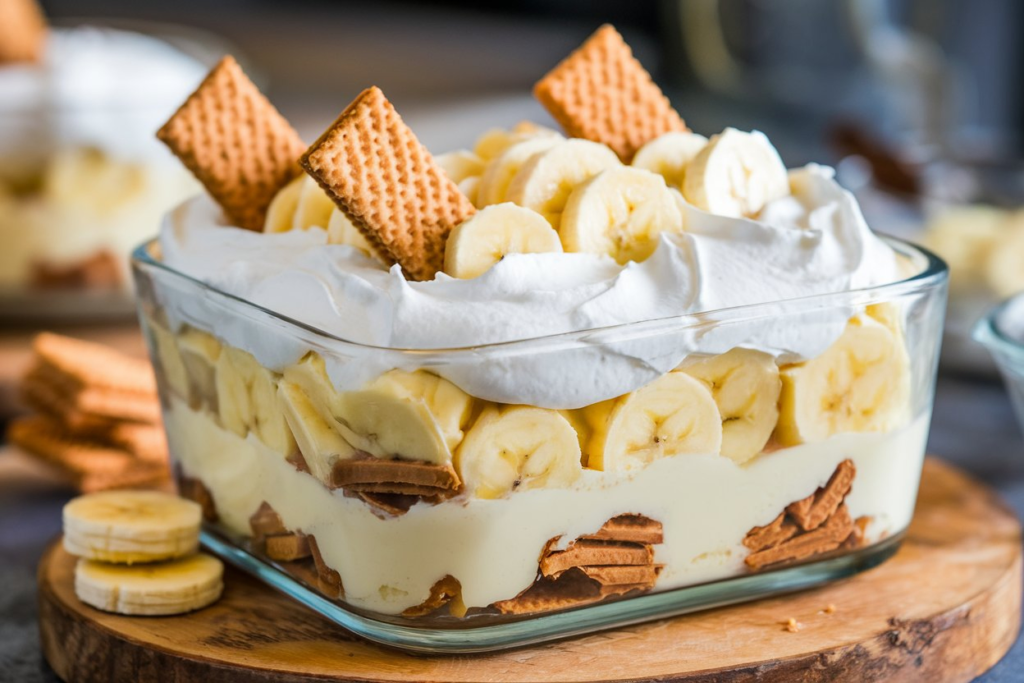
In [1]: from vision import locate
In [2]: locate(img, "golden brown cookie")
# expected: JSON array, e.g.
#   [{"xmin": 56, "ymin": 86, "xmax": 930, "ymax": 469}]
[
  {"xmin": 301, "ymin": 86, "xmax": 476, "ymax": 280},
  {"xmin": 0, "ymin": 0, "xmax": 46, "ymax": 64},
  {"xmin": 534, "ymin": 24, "xmax": 687, "ymax": 162},
  {"xmin": 157, "ymin": 56, "xmax": 306, "ymax": 231}
]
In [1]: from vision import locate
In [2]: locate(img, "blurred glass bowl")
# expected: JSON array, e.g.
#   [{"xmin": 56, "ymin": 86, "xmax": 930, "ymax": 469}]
[{"xmin": 974, "ymin": 293, "xmax": 1024, "ymax": 439}]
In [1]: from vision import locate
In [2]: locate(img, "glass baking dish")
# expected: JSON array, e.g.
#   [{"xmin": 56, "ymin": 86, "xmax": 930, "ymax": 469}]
[{"xmin": 131, "ymin": 237, "xmax": 948, "ymax": 653}]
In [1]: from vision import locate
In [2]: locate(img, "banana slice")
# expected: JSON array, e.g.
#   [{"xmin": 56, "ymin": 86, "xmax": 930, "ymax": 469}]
[
  {"xmin": 455, "ymin": 405, "xmax": 582, "ymax": 499},
  {"xmin": 473, "ymin": 121, "xmax": 562, "ymax": 160},
  {"xmin": 459, "ymin": 176, "xmax": 481, "ymax": 207},
  {"xmin": 436, "ymin": 150, "xmax": 486, "ymax": 184},
  {"xmin": 177, "ymin": 328, "xmax": 221, "ymax": 412},
  {"xmin": 506, "ymin": 139, "xmax": 622, "ymax": 229},
  {"xmin": 560, "ymin": 166, "xmax": 684, "ymax": 265},
  {"xmin": 586, "ymin": 372, "xmax": 723, "ymax": 472},
  {"xmin": 265, "ymin": 175, "xmax": 335, "ymax": 233},
  {"xmin": 278, "ymin": 380, "xmax": 358, "ymax": 485},
  {"xmin": 292, "ymin": 175, "xmax": 335, "ymax": 231},
  {"xmin": 677, "ymin": 349, "xmax": 781, "ymax": 465},
  {"xmin": 775, "ymin": 314, "xmax": 911, "ymax": 446},
  {"xmin": 147, "ymin": 319, "xmax": 189, "ymax": 402},
  {"xmin": 63, "ymin": 491, "xmax": 201, "ymax": 564},
  {"xmin": 444, "ymin": 203, "xmax": 563, "ymax": 279},
  {"xmin": 264, "ymin": 175, "xmax": 305, "ymax": 233},
  {"xmin": 632, "ymin": 131, "xmax": 709, "ymax": 189},
  {"xmin": 477, "ymin": 136, "xmax": 563, "ymax": 207},
  {"xmin": 215, "ymin": 347, "xmax": 297, "ymax": 456},
  {"xmin": 75, "ymin": 553, "xmax": 223, "ymax": 615},
  {"xmin": 326, "ymin": 208, "xmax": 375, "ymax": 256},
  {"xmin": 284, "ymin": 356, "xmax": 469, "ymax": 465},
  {"xmin": 366, "ymin": 370, "xmax": 475, "ymax": 451},
  {"xmin": 682, "ymin": 128, "xmax": 789, "ymax": 218}
]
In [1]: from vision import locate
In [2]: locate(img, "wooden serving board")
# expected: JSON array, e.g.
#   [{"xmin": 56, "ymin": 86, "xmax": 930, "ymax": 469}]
[{"xmin": 38, "ymin": 458, "xmax": 1022, "ymax": 683}]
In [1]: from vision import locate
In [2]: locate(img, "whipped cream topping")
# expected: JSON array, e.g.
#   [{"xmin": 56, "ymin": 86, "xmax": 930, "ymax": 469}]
[
  {"xmin": 0, "ymin": 27, "xmax": 206, "ymax": 173},
  {"xmin": 159, "ymin": 164, "xmax": 907, "ymax": 408}
]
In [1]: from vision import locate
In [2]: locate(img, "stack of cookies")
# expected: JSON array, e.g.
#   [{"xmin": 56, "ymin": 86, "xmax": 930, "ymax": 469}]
[
  {"xmin": 744, "ymin": 460, "xmax": 868, "ymax": 570},
  {"xmin": 7, "ymin": 333, "xmax": 170, "ymax": 492},
  {"xmin": 63, "ymin": 490, "xmax": 223, "ymax": 615},
  {"xmin": 494, "ymin": 514, "xmax": 663, "ymax": 615}
]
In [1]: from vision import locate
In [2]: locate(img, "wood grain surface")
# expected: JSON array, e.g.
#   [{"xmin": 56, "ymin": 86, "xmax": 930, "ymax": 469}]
[{"xmin": 37, "ymin": 457, "xmax": 1022, "ymax": 683}]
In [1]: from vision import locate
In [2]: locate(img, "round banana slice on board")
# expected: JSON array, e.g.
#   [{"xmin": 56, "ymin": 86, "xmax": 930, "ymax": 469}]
[
  {"xmin": 444, "ymin": 203, "xmax": 563, "ymax": 279},
  {"xmin": 63, "ymin": 491, "xmax": 202, "ymax": 564},
  {"xmin": 75, "ymin": 553, "xmax": 224, "ymax": 616},
  {"xmin": 455, "ymin": 405, "xmax": 582, "ymax": 499},
  {"xmin": 682, "ymin": 128, "xmax": 789, "ymax": 219}
]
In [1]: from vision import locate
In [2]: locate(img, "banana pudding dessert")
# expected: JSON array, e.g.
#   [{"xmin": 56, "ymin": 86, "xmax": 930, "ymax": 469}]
[
  {"xmin": 0, "ymin": 0, "xmax": 203, "ymax": 292},
  {"xmin": 135, "ymin": 26, "xmax": 947, "ymax": 628}
]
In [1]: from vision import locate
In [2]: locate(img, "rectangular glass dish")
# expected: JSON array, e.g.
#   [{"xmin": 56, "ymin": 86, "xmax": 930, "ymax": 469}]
[{"xmin": 131, "ymin": 237, "xmax": 948, "ymax": 653}]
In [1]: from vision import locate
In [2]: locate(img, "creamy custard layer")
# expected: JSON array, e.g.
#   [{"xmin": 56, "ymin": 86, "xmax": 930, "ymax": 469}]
[{"xmin": 166, "ymin": 396, "xmax": 928, "ymax": 616}]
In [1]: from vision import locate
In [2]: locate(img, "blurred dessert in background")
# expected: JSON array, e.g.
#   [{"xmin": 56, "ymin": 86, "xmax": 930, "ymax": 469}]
[
  {"xmin": 0, "ymin": 0, "xmax": 205, "ymax": 293},
  {"xmin": 923, "ymin": 205, "xmax": 1024, "ymax": 299}
]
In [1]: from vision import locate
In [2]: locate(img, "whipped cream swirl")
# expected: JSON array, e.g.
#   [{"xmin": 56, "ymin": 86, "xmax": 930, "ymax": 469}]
[{"xmin": 158, "ymin": 164, "xmax": 906, "ymax": 408}]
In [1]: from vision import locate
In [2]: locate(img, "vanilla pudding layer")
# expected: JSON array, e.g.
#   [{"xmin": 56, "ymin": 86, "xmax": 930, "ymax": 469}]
[{"xmin": 166, "ymin": 395, "xmax": 928, "ymax": 616}]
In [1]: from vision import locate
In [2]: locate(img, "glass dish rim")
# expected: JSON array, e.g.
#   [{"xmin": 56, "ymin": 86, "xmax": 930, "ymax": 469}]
[
  {"xmin": 973, "ymin": 292, "xmax": 1024, "ymax": 364},
  {"xmin": 131, "ymin": 235, "xmax": 949, "ymax": 357}
]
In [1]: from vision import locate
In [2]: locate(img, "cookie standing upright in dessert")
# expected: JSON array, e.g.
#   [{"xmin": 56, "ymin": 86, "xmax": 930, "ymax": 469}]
[{"xmin": 134, "ymin": 23, "xmax": 946, "ymax": 637}]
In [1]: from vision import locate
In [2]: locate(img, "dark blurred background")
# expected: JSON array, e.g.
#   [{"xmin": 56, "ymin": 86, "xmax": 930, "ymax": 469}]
[{"xmin": 37, "ymin": 0, "xmax": 1024, "ymax": 165}]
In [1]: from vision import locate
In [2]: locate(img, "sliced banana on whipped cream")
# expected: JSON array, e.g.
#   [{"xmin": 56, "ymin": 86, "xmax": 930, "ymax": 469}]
[
  {"xmin": 455, "ymin": 405, "xmax": 582, "ymax": 499},
  {"xmin": 631, "ymin": 131, "xmax": 709, "ymax": 189},
  {"xmin": 560, "ymin": 166, "xmax": 684, "ymax": 265},
  {"xmin": 682, "ymin": 128, "xmax": 789, "ymax": 219},
  {"xmin": 505, "ymin": 139, "xmax": 621, "ymax": 229},
  {"xmin": 477, "ymin": 135, "xmax": 563, "ymax": 207},
  {"xmin": 444, "ymin": 203, "xmax": 563, "ymax": 279}
]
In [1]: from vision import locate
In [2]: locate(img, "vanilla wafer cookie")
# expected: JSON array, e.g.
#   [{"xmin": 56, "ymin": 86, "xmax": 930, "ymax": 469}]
[
  {"xmin": 8, "ymin": 415, "xmax": 137, "ymax": 476},
  {"xmin": 75, "ymin": 553, "xmax": 223, "ymax": 616},
  {"xmin": 330, "ymin": 457, "xmax": 461, "ymax": 496},
  {"xmin": 63, "ymin": 490, "xmax": 201, "ymax": 564},
  {"xmin": 534, "ymin": 25, "xmax": 687, "ymax": 162},
  {"xmin": 301, "ymin": 86, "xmax": 476, "ymax": 280},
  {"xmin": 22, "ymin": 364, "xmax": 162, "ymax": 426},
  {"xmin": 0, "ymin": 0, "xmax": 46, "ymax": 64},
  {"xmin": 33, "ymin": 332, "xmax": 157, "ymax": 396},
  {"xmin": 157, "ymin": 56, "xmax": 306, "ymax": 231}
]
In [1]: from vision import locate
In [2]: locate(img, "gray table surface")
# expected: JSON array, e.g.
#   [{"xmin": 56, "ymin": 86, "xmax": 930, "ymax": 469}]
[{"xmin": 0, "ymin": 371, "xmax": 1021, "ymax": 682}]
